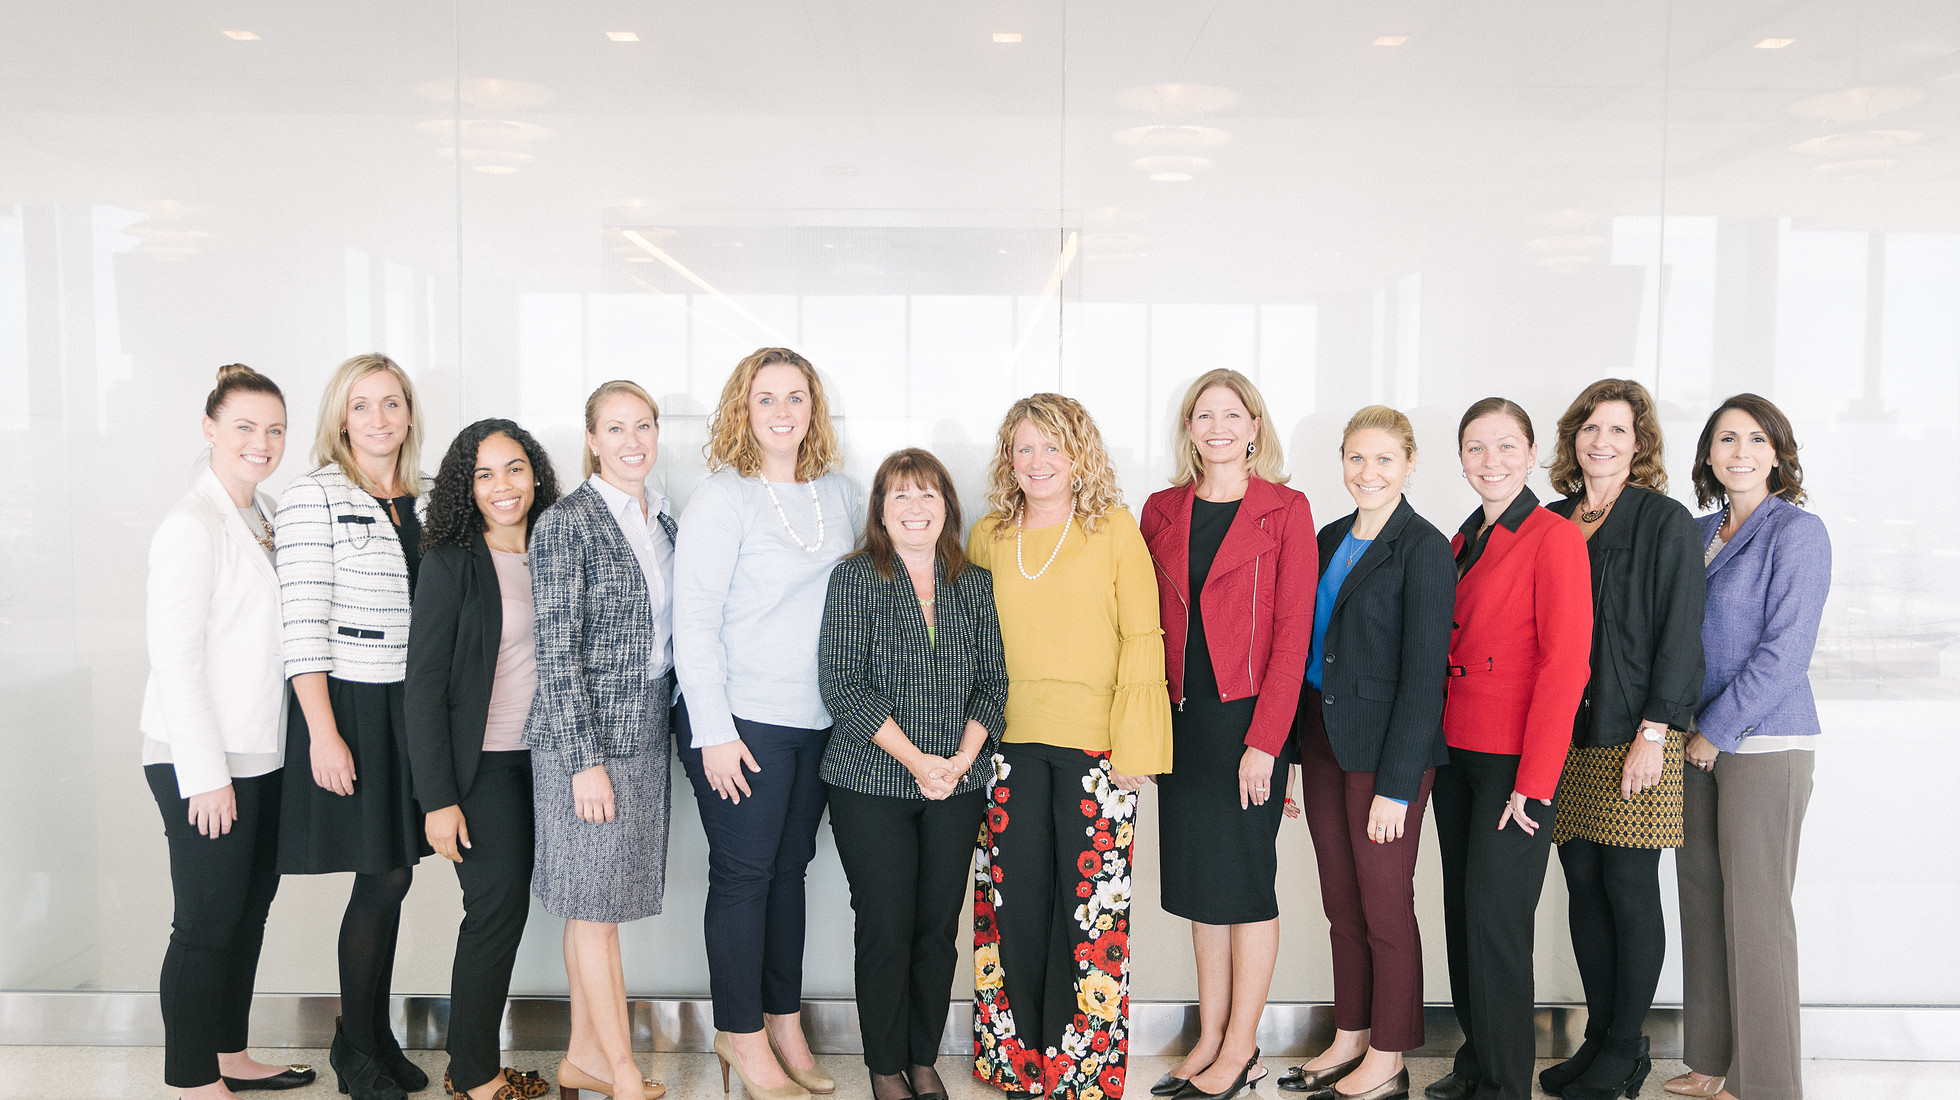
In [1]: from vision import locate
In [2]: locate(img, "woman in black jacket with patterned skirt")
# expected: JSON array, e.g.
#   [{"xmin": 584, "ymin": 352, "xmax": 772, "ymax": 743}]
[{"xmin": 818, "ymin": 448, "xmax": 1010, "ymax": 1100}]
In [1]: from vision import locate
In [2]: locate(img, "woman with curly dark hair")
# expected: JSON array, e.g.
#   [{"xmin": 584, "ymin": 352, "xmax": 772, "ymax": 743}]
[{"xmin": 406, "ymin": 419, "xmax": 561, "ymax": 1100}]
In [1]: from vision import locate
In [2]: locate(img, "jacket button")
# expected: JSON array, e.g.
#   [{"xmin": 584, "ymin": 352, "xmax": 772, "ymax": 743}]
[
  {"xmin": 1324, "ymin": 696, "xmax": 1335, "ymax": 706},
  {"xmin": 1324, "ymin": 654, "xmax": 1334, "ymax": 663},
  {"xmin": 1221, "ymin": 691, "xmax": 1229, "ymax": 699}
]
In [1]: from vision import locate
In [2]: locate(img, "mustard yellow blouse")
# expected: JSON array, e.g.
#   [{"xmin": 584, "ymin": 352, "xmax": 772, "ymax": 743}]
[{"xmin": 966, "ymin": 507, "xmax": 1174, "ymax": 776}]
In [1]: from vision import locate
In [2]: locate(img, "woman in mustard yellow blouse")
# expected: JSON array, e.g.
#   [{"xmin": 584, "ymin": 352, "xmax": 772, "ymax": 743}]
[{"xmin": 967, "ymin": 393, "xmax": 1174, "ymax": 1100}]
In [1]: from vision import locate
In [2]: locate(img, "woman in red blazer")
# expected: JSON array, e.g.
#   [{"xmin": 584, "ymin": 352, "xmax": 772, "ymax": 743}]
[
  {"xmin": 1140, "ymin": 369, "xmax": 1317, "ymax": 1100},
  {"xmin": 1424, "ymin": 398, "xmax": 1592, "ymax": 1100}
]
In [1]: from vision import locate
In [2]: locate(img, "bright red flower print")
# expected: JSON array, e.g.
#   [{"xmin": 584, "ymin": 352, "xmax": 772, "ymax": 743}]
[
  {"xmin": 995, "ymin": 787, "xmax": 1011, "ymax": 804},
  {"xmin": 1081, "ymin": 799, "xmax": 1098, "ymax": 817},
  {"xmin": 1074, "ymin": 1013, "xmax": 1089, "ymax": 1031},
  {"xmin": 992, "ymin": 865, "xmax": 1004, "ymax": 882},
  {"xmin": 1102, "ymin": 1066, "xmax": 1126, "ymax": 1095},
  {"xmin": 1091, "ymin": 930, "xmax": 1129, "ymax": 974},
  {"xmin": 1077, "ymin": 851, "xmax": 1101, "ymax": 877},
  {"xmin": 988, "ymin": 806, "xmax": 1010, "ymax": 833},
  {"xmin": 1075, "ymin": 941, "xmax": 1094, "ymax": 965},
  {"xmin": 1076, "ymin": 881, "xmax": 1093, "ymax": 898},
  {"xmin": 1092, "ymin": 1031, "xmax": 1111, "ymax": 1052},
  {"xmin": 1091, "ymin": 832, "xmax": 1114, "ymax": 851},
  {"xmin": 1095, "ymin": 818, "xmax": 1111, "ymax": 832},
  {"xmin": 1012, "ymin": 1048, "xmax": 1044, "ymax": 1088},
  {"xmin": 975, "ymin": 907, "xmax": 999, "ymax": 945}
]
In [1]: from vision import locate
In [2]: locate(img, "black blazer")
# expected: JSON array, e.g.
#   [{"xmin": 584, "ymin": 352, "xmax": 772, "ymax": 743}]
[
  {"xmin": 405, "ymin": 534, "xmax": 506, "ymax": 811},
  {"xmin": 1299, "ymin": 498, "xmax": 1454, "ymax": 802},
  {"xmin": 1547, "ymin": 486, "xmax": 1706, "ymax": 747}
]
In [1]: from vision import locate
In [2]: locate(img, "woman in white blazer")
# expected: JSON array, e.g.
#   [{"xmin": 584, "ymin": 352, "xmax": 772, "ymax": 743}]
[
  {"xmin": 274, "ymin": 353, "xmax": 431, "ymax": 1100},
  {"xmin": 142, "ymin": 364, "xmax": 318, "ymax": 1099}
]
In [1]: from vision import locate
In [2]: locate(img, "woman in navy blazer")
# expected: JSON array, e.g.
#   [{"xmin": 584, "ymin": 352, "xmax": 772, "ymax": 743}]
[
  {"xmin": 1284, "ymin": 406, "xmax": 1452, "ymax": 1100},
  {"xmin": 1669, "ymin": 395, "xmax": 1830, "ymax": 1100},
  {"xmin": 405, "ymin": 419, "xmax": 561, "ymax": 1100}
]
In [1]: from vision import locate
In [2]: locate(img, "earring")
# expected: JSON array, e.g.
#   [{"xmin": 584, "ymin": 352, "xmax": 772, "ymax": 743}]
[{"xmin": 1247, "ymin": 442, "xmax": 1257, "ymax": 456}]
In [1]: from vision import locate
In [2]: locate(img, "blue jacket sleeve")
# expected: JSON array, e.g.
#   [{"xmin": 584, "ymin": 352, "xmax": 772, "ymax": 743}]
[{"xmin": 1696, "ymin": 513, "xmax": 1831, "ymax": 752}]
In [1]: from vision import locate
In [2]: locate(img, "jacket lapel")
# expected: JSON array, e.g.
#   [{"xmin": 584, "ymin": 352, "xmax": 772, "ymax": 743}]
[
  {"xmin": 1145, "ymin": 485, "xmax": 1195, "ymax": 606},
  {"xmin": 1330, "ymin": 499, "xmax": 1411, "ymax": 618},
  {"xmin": 1203, "ymin": 477, "xmax": 1282, "ymax": 583},
  {"xmin": 199, "ymin": 468, "xmax": 279, "ymax": 586},
  {"xmin": 580, "ymin": 483, "xmax": 651, "ymax": 603},
  {"xmin": 472, "ymin": 531, "xmax": 502, "ymax": 687},
  {"xmin": 1706, "ymin": 494, "xmax": 1777, "ymax": 576}
]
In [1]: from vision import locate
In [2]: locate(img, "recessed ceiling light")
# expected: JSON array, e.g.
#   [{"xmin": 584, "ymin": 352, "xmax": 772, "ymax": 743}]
[
  {"xmin": 607, "ymin": 31, "xmax": 640, "ymax": 42},
  {"xmin": 993, "ymin": 32, "xmax": 1022, "ymax": 43},
  {"xmin": 473, "ymin": 165, "xmax": 519, "ymax": 174},
  {"xmin": 1374, "ymin": 35, "xmax": 1409, "ymax": 46},
  {"xmin": 222, "ymin": 30, "xmax": 260, "ymax": 40},
  {"xmin": 1755, "ymin": 37, "xmax": 1795, "ymax": 49}
]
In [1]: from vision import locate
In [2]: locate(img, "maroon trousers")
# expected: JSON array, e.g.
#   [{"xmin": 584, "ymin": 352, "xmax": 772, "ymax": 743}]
[{"xmin": 1297, "ymin": 719, "xmax": 1434, "ymax": 1052}]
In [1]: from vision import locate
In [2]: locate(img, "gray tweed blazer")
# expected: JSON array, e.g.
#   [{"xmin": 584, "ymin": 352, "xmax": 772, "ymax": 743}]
[{"xmin": 524, "ymin": 480, "xmax": 676, "ymax": 771}]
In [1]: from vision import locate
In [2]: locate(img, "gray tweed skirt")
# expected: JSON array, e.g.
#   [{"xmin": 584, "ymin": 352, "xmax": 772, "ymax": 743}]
[{"xmin": 530, "ymin": 677, "xmax": 673, "ymax": 923}]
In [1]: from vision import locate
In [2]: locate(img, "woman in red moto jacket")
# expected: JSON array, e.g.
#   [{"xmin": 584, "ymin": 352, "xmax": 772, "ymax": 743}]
[{"xmin": 1139, "ymin": 369, "xmax": 1317, "ymax": 1100}]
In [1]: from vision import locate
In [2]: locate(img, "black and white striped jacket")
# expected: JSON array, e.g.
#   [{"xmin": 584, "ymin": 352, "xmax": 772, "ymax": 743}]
[{"xmin": 275, "ymin": 464, "xmax": 424, "ymax": 684}]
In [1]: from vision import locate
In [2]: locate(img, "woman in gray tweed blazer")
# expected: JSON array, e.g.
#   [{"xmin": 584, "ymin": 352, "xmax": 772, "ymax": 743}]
[
  {"xmin": 818, "ymin": 448, "xmax": 1008, "ymax": 1100},
  {"xmin": 525, "ymin": 380, "xmax": 677, "ymax": 1100}
]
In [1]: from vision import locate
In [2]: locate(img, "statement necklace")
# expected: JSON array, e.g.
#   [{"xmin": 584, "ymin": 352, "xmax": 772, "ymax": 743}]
[
  {"xmin": 249, "ymin": 504, "xmax": 275, "ymax": 552},
  {"xmin": 1015, "ymin": 505, "xmax": 1074, "ymax": 581},
  {"xmin": 1578, "ymin": 492, "xmax": 1621, "ymax": 524},
  {"xmin": 763, "ymin": 477, "xmax": 825, "ymax": 552}
]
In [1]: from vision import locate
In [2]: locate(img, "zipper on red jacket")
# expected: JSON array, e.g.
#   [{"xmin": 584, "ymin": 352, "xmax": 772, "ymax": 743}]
[
  {"xmin": 1246, "ymin": 516, "xmax": 1266, "ymax": 689},
  {"xmin": 1151, "ymin": 554, "xmax": 1191, "ymax": 710}
]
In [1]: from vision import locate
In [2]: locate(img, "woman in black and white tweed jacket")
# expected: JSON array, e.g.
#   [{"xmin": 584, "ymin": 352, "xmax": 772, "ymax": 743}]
[{"xmin": 818, "ymin": 448, "xmax": 1009, "ymax": 1100}]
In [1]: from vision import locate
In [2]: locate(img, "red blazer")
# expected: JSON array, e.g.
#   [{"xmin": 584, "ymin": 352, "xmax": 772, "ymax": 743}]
[
  {"xmin": 1445, "ymin": 500, "xmax": 1593, "ymax": 799},
  {"xmin": 1140, "ymin": 477, "xmax": 1317, "ymax": 757}
]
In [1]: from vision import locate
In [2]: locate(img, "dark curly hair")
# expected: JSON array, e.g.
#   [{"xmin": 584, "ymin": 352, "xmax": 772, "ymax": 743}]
[{"xmin": 421, "ymin": 418, "xmax": 562, "ymax": 552}]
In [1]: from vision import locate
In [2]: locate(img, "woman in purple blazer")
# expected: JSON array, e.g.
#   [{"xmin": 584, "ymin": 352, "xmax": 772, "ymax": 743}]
[{"xmin": 1669, "ymin": 393, "xmax": 1830, "ymax": 1100}]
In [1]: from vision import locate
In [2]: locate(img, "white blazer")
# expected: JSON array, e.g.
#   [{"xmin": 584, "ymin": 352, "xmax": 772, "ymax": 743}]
[
  {"xmin": 275, "ymin": 464, "xmax": 423, "ymax": 684},
  {"xmin": 140, "ymin": 467, "xmax": 289, "ymax": 797}
]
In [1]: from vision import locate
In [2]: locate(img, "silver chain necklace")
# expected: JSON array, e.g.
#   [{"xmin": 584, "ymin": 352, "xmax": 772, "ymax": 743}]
[
  {"xmin": 763, "ymin": 478, "xmax": 825, "ymax": 552},
  {"xmin": 1015, "ymin": 506, "xmax": 1073, "ymax": 580}
]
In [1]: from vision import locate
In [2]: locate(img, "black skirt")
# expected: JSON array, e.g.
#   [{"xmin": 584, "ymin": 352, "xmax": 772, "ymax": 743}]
[
  {"xmin": 1156, "ymin": 692, "xmax": 1294, "ymax": 925},
  {"xmin": 278, "ymin": 677, "xmax": 430, "ymax": 875}
]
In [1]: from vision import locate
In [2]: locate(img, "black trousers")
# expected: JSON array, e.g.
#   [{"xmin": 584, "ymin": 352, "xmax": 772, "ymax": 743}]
[
  {"xmin": 1433, "ymin": 748, "xmax": 1554, "ymax": 1100},
  {"xmin": 445, "ymin": 752, "xmax": 535, "ymax": 1093},
  {"xmin": 679, "ymin": 716, "xmax": 830, "ymax": 1033},
  {"xmin": 829, "ymin": 784, "xmax": 985, "ymax": 1074},
  {"xmin": 146, "ymin": 765, "xmax": 284, "ymax": 1089}
]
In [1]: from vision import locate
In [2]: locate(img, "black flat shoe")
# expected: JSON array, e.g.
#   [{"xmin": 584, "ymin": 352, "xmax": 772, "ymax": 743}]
[
  {"xmin": 222, "ymin": 1065, "xmax": 318, "ymax": 1091},
  {"xmin": 1153, "ymin": 1072, "xmax": 1195, "ymax": 1097},
  {"xmin": 1420, "ymin": 1071, "xmax": 1471, "ymax": 1100},
  {"xmin": 1278, "ymin": 1056, "xmax": 1364, "ymax": 1094},
  {"xmin": 1319, "ymin": 1068, "xmax": 1409, "ymax": 1100}
]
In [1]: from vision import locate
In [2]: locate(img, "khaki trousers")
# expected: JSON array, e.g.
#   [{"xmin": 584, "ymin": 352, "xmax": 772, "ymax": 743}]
[{"xmin": 1678, "ymin": 750, "xmax": 1815, "ymax": 1100}]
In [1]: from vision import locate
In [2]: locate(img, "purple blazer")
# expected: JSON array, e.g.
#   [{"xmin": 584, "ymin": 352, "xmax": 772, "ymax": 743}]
[{"xmin": 1696, "ymin": 494, "xmax": 1831, "ymax": 752}]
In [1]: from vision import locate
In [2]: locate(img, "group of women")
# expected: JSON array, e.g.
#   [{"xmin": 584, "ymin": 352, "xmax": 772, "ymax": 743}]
[{"xmin": 142, "ymin": 348, "xmax": 1829, "ymax": 1100}]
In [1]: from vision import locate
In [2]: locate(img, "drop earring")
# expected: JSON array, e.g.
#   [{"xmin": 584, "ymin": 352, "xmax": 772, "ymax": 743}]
[{"xmin": 1247, "ymin": 442, "xmax": 1257, "ymax": 455}]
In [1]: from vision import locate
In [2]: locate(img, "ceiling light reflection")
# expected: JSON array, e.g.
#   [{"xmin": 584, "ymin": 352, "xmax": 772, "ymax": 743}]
[
  {"xmin": 1755, "ymin": 38, "xmax": 1795, "ymax": 49},
  {"xmin": 993, "ymin": 32, "xmax": 1022, "ymax": 43},
  {"xmin": 1112, "ymin": 83, "xmax": 1240, "ymax": 116},
  {"xmin": 607, "ymin": 31, "xmax": 640, "ymax": 42},
  {"xmin": 1788, "ymin": 85, "xmax": 1926, "ymax": 121},
  {"xmin": 222, "ymin": 30, "xmax": 260, "ymax": 41},
  {"xmin": 416, "ymin": 77, "xmax": 556, "ymax": 109},
  {"xmin": 1373, "ymin": 36, "xmax": 1409, "ymax": 46}
]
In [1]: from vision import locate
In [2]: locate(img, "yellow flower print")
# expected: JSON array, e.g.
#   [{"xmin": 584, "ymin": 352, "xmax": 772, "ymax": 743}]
[
  {"xmin": 1081, "ymin": 1087, "xmax": 1105, "ymax": 1100},
  {"xmin": 1079, "ymin": 969, "xmax": 1123, "ymax": 1021},
  {"xmin": 1096, "ymin": 913, "xmax": 1114, "ymax": 931},
  {"xmin": 976, "ymin": 944, "xmax": 1004, "ymax": 990},
  {"xmin": 1115, "ymin": 821, "xmax": 1133, "ymax": 847}
]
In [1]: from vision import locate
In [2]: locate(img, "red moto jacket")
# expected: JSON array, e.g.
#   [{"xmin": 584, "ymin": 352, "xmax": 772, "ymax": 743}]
[{"xmin": 1140, "ymin": 477, "xmax": 1318, "ymax": 757}]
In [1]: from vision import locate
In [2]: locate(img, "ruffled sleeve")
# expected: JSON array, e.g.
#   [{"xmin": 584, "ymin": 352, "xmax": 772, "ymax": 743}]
[{"xmin": 1105, "ymin": 510, "xmax": 1173, "ymax": 776}]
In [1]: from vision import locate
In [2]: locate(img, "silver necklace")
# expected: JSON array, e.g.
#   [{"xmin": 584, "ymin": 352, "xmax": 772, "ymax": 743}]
[
  {"xmin": 762, "ymin": 478, "xmax": 825, "ymax": 552},
  {"xmin": 1344, "ymin": 536, "xmax": 1370, "ymax": 567},
  {"xmin": 1015, "ymin": 506, "xmax": 1073, "ymax": 581}
]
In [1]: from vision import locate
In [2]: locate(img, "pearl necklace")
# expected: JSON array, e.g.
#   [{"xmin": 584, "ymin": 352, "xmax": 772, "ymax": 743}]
[
  {"xmin": 763, "ymin": 478, "xmax": 825, "ymax": 552},
  {"xmin": 1015, "ymin": 506, "xmax": 1073, "ymax": 580}
]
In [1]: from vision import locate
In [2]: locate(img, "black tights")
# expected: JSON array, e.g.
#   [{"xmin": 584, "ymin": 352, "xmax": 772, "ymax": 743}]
[
  {"xmin": 339, "ymin": 867, "xmax": 413, "ymax": 1055},
  {"xmin": 1558, "ymin": 839, "xmax": 1664, "ymax": 1046}
]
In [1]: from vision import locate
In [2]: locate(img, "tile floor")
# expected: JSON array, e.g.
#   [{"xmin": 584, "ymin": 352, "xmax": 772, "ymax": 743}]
[{"xmin": 1, "ymin": 1047, "xmax": 1953, "ymax": 1100}]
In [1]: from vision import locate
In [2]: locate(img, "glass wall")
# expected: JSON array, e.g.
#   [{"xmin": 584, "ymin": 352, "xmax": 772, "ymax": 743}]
[{"xmin": 3, "ymin": 0, "xmax": 1955, "ymax": 1006}]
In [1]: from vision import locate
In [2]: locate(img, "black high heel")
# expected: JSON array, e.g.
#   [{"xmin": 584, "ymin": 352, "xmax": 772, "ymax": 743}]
[
  {"xmin": 1153, "ymin": 1071, "xmax": 1195, "ymax": 1097},
  {"xmin": 329, "ymin": 1018, "xmax": 408, "ymax": 1100},
  {"xmin": 374, "ymin": 1028, "xmax": 430, "ymax": 1092},
  {"xmin": 1563, "ymin": 1036, "xmax": 1652, "ymax": 1100},
  {"xmin": 1539, "ymin": 1028, "xmax": 1606, "ymax": 1097}
]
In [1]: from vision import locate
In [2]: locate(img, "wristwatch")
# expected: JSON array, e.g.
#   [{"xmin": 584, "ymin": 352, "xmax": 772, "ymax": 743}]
[{"xmin": 1639, "ymin": 726, "xmax": 1666, "ymax": 744}]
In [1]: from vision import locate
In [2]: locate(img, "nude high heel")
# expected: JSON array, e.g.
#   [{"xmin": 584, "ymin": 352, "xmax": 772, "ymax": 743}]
[
  {"xmin": 767, "ymin": 1027, "xmax": 836, "ymax": 1094},
  {"xmin": 554, "ymin": 1057, "xmax": 665, "ymax": 1100},
  {"xmin": 714, "ymin": 1032, "xmax": 812, "ymax": 1100}
]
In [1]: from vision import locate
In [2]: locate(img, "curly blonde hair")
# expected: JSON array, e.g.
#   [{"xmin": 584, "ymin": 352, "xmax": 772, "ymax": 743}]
[
  {"xmin": 1549, "ymin": 378, "xmax": 1668, "ymax": 495},
  {"xmin": 311, "ymin": 353, "xmax": 423, "ymax": 496},
  {"xmin": 982, "ymin": 393, "xmax": 1125, "ymax": 539},
  {"xmin": 703, "ymin": 347, "xmax": 842, "ymax": 482},
  {"xmin": 1168, "ymin": 369, "xmax": 1289, "ymax": 487}
]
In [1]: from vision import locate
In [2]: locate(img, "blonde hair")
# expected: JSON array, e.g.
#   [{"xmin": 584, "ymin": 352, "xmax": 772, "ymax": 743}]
[
  {"xmin": 983, "ymin": 393, "xmax": 1125, "ymax": 539},
  {"xmin": 1168, "ymin": 369, "xmax": 1289, "ymax": 487},
  {"xmin": 1341, "ymin": 405, "xmax": 1417, "ymax": 461},
  {"xmin": 703, "ymin": 348, "xmax": 843, "ymax": 482},
  {"xmin": 311, "ymin": 353, "xmax": 423, "ymax": 496},
  {"xmin": 1549, "ymin": 378, "xmax": 1668, "ymax": 495},
  {"xmin": 582, "ymin": 380, "xmax": 661, "ymax": 479}
]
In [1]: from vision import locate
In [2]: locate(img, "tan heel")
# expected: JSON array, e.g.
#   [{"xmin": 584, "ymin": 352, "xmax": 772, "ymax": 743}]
[
  {"xmin": 719, "ymin": 1051, "xmax": 732, "ymax": 1094},
  {"xmin": 555, "ymin": 1058, "xmax": 665, "ymax": 1100},
  {"xmin": 715, "ymin": 1032, "xmax": 812, "ymax": 1100},
  {"xmin": 767, "ymin": 1026, "xmax": 835, "ymax": 1095}
]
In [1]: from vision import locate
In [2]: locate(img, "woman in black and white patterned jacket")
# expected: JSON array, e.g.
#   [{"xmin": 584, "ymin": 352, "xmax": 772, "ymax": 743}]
[{"xmin": 273, "ymin": 353, "xmax": 431, "ymax": 1100}]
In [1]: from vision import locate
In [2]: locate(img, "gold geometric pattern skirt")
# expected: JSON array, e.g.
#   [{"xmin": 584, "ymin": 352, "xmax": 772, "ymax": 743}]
[{"xmin": 1551, "ymin": 728, "xmax": 1685, "ymax": 848}]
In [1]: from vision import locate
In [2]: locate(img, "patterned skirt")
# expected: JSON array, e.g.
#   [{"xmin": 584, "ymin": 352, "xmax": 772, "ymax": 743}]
[
  {"xmin": 1551, "ymin": 728, "xmax": 1685, "ymax": 848},
  {"xmin": 530, "ymin": 678, "xmax": 674, "ymax": 922}
]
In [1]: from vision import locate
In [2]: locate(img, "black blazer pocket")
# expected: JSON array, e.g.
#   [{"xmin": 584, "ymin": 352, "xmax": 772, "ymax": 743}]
[{"xmin": 1356, "ymin": 676, "xmax": 1398, "ymax": 702}]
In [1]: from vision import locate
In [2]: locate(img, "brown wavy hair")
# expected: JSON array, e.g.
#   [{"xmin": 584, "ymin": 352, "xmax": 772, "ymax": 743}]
[
  {"xmin": 854, "ymin": 448, "xmax": 968, "ymax": 582},
  {"xmin": 583, "ymin": 380, "xmax": 660, "ymax": 479},
  {"xmin": 982, "ymin": 393, "xmax": 1125, "ymax": 539},
  {"xmin": 1168, "ymin": 369, "xmax": 1289, "ymax": 487},
  {"xmin": 1692, "ymin": 392, "xmax": 1807, "ymax": 508},
  {"xmin": 703, "ymin": 347, "xmax": 842, "ymax": 482},
  {"xmin": 1549, "ymin": 378, "xmax": 1667, "ymax": 496}
]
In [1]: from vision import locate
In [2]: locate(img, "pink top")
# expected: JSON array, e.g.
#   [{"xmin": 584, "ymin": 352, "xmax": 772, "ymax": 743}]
[{"xmin": 482, "ymin": 549, "xmax": 538, "ymax": 752}]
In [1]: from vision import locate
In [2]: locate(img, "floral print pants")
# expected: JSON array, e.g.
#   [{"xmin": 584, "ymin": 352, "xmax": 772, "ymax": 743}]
[{"xmin": 974, "ymin": 742, "xmax": 1136, "ymax": 1100}]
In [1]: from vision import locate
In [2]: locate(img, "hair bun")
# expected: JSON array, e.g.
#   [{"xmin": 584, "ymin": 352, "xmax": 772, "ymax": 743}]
[{"xmin": 205, "ymin": 362, "xmax": 284, "ymax": 417}]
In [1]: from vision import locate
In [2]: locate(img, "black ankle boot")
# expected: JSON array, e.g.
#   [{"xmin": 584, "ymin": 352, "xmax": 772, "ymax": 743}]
[
  {"xmin": 1563, "ymin": 1035, "xmax": 1652, "ymax": 1100},
  {"xmin": 372, "ymin": 1029, "xmax": 429, "ymax": 1092},
  {"xmin": 330, "ymin": 1019, "xmax": 409, "ymax": 1100},
  {"xmin": 1537, "ymin": 1027, "xmax": 1606, "ymax": 1097}
]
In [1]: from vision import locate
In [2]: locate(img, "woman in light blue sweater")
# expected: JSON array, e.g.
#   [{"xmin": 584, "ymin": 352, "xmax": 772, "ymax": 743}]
[{"xmin": 1671, "ymin": 393, "xmax": 1831, "ymax": 1100}]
